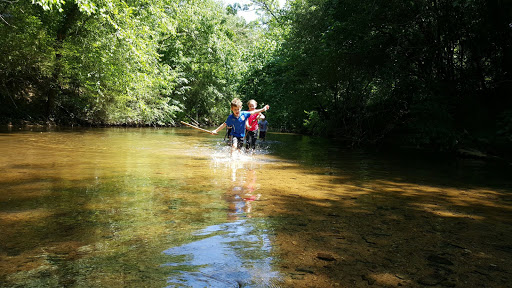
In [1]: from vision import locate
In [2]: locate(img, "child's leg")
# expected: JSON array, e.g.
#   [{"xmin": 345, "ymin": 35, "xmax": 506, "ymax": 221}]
[
  {"xmin": 229, "ymin": 136, "xmax": 237, "ymax": 153},
  {"xmin": 245, "ymin": 133, "xmax": 251, "ymax": 149},
  {"xmin": 246, "ymin": 131, "xmax": 256, "ymax": 149},
  {"xmin": 231, "ymin": 137, "xmax": 243, "ymax": 151},
  {"xmin": 250, "ymin": 132, "xmax": 257, "ymax": 149},
  {"xmin": 236, "ymin": 137, "xmax": 244, "ymax": 149}
]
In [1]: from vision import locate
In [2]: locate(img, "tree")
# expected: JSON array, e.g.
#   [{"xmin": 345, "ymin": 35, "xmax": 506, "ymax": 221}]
[
  {"xmin": 159, "ymin": 0, "xmax": 258, "ymax": 124},
  {"xmin": 1, "ymin": 0, "xmax": 180, "ymax": 125},
  {"xmin": 242, "ymin": 0, "xmax": 512, "ymax": 153}
]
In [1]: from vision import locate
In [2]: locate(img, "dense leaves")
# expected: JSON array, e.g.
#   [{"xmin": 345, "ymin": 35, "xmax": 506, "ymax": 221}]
[
  {"xmin": 245, "ymin": 0, "xmax": 512, "ymax": 154},
  {"xmin": 1, "ymin": 0, "xmax": 511, "ymax": 155},
  {"xmin": 158, "ymin": 0, "xmax": 251, "ymax": 124},
  {"xmin": 0, "ymin": 0, "xmax": 251, "ymax": 125}
]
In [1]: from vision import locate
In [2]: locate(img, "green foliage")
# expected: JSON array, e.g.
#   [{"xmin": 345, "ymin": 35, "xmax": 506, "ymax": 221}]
[
  {"xmin": 1, "ymin": 0, "xmax": 253, "ymax": 126},
  {"xmin": 1, "ymin": 0, "xmax": 511, "ymax": 157},
  {"xmin": 496, "ymin": 111, "xmax": 512, "ymax": 153},
  {"xmin": 158, "ymin": 0, "xmax": 255, "ymax": 124},
  {"xmin": 0, "ymin": 1, "xmax": 55, "ymax": 122},
  {"xmin": 1, "ymin": 0, "xmax": 179, "ymax": 125},
  {"xmin": 241, "ymin": 0, "xmax": 512, "ymax": 153}
]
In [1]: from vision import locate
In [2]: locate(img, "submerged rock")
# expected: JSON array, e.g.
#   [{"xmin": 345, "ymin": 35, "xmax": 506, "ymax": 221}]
[{"xmin": 316, "ymin": 252, "xmax": 336, "ymax": 261}]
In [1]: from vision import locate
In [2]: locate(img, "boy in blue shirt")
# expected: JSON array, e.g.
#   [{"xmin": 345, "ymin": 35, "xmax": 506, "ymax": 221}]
[{"xmin": 211, "ymin": 98, "xmax": 269, "ymax": 152}]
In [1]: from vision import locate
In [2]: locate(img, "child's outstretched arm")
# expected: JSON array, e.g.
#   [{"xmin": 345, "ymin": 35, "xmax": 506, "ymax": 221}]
[
  {"xmin": 211, "ymin": 122, "xmax": 226, "ymax": 135},
  {"xmin": 249, "ymin": 105, "xmax": 269, "ymax": 115}
]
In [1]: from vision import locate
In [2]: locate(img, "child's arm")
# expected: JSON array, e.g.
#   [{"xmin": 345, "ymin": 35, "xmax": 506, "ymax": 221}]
[
  {"xmin": 249, "ymin": 105, "xmax": 269, "ymax": 115},
  {"xmin": 211, "ymin": 122, "xmax": 226, "ymax": 135}
]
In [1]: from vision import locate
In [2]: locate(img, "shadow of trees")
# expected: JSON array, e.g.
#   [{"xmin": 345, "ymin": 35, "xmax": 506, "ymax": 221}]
[{"xmin": 259, "ymin": 137, "xmax": 512, "ymax": 287}]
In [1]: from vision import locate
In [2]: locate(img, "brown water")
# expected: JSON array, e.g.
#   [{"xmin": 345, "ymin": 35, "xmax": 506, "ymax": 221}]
[{"xmin": 1, "ymin": 127, "xmax": 512, "ymax": 287}]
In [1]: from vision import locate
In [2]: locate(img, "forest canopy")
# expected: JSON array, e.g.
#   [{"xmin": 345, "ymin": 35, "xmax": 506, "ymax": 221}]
[{"xmin": 1, "ymin": 0, "xmax": 511, "ymax": 155}]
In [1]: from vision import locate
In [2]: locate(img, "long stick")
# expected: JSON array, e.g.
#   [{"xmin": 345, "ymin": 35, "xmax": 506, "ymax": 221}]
[{"xmin": 180, "ymin": 121, "xmax": 214, "ymax": 134}]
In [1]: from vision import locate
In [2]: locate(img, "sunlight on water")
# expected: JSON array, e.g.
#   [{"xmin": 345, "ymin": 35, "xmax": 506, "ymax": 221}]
[
  {"xmin": 160, "ymin": 134, "xmax": 283, "ymax": 287},
  {"xmin": 0, "ymin": 127, "xmax": 284, "ymax": 287},
  {"xmin": 1, "ymin": 127, "xmax": 511, "ymax": 288},
  {"xmin": 163, "ymin": 219, "xmax": 281, "ymax": 288}
]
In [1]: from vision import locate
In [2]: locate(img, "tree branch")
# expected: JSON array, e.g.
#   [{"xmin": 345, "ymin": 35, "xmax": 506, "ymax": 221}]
[{"xmin": 0, "ymin": 13, "xmax": 10, "ymax": 26}]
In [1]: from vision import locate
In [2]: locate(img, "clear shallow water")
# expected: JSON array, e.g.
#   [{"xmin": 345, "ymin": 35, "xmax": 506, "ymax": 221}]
[
  {"xmin": 1, "ymin": 127, "xmax": 511, "ymax": 287},
  {"xmin": 163, "ymin": 219, "xmax": 278, "ymax": 288},
  {"xmin": 0, "ymin": 127, "xmax": 288, "ymax": 287}
]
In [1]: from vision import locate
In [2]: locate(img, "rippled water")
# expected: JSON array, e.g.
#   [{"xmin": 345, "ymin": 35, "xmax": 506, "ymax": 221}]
[{"xmin": 1, "ymin": 127, "xmax": 511, "ymax": 287}]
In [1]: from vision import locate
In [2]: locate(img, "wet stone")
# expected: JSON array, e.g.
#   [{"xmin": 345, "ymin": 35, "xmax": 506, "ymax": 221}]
[
  {"xmin": 431, "ymin": 264, "xmax": 454, "ymax": 275},
  {"xmin": 290, "ymin": 273, "xmax": 305, "ymax": 280},
  {"xmin": 362, "ymin": 274, "xmax": 376, "ymax": 285},
  {"xmin": 439, "ymin": 279, "xmax": 457, "ymax": 287},
  {"xmin": 427, "ymin": 254, "xmax": 454, "ymax": 266},
  {"xmin": 417, "ymin": 272, "xmax": 446, "ymax": 286},
  {"xmin": 6, "ymin": 248, "xmax": 21, "ymax": 257},
  {"xmin": 295, "ymin": 267, "xmax": 315, "ymax": 274},
  {"xmin": 317, "ymin": 252, "xmax": 336, "ymax": 261}
]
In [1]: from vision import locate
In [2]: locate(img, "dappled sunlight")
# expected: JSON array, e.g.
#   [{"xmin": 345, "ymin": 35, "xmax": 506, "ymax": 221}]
[
  {"xmin": 367, "ymin": 272, "xmax": 414, "ymax": 287},
  {"xmin": 1, "ymin": 128, "xmax": 511, "ymax": 287},
  {"xmin": 253, "ymin": 143, "xmax": 512, "ymax": 287},
  {"xmin": 414, "ymin": 203, "xmax": 486, "ymax": 220},
  {"xmin": 0, "ymin": 207, "xmax": 53, "ymax": 221}
]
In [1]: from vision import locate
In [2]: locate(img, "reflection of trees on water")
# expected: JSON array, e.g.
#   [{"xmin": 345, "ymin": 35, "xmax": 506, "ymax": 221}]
[
  {"xmin": 209, "ymin": 153, "xmax": 266, "ymax": 218},
  {"xmin": 163, "ymin": 159, "xmax": 281, "ymax": 287}
]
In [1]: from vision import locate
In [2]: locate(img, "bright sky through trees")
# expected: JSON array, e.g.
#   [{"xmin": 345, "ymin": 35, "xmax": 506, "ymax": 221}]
[{"xmin": 223, "ymin": 0, "xmax": 286, "ymax": 22}]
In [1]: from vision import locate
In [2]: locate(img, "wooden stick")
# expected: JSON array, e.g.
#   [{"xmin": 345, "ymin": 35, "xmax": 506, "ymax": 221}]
[{"xmin": 180, "ymin": 121, "xmax": 215, "ymax": 134}]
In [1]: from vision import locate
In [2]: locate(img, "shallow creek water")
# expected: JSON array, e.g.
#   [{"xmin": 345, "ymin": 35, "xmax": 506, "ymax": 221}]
[{"xmin": 1, "ymin": 127, "xmax": 511, "ymax": 287}]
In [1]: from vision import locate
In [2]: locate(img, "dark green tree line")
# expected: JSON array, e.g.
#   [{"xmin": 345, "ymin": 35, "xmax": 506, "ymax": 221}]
[{"xmin": 243, "ymin": 0, "xmax": 512, "ymax": 153}]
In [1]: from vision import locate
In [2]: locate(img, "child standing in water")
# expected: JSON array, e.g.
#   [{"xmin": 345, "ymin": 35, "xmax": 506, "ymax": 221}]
[
  {"xmin": 245, "ymin": 99, "xmax": 266, "ymax": 150},
  {"xmin": 211, "ymin": 98, "xmax": 269, "ymax": 153},
  {"xmin": 258, "ymin": 118, "xmax": 268, "ymax": 141}
]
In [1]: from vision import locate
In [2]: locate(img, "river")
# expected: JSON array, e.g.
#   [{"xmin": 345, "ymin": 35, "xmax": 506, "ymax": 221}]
[{"xmin": 1, "ymin": 127, "xmax": 511, "ymax": 287}]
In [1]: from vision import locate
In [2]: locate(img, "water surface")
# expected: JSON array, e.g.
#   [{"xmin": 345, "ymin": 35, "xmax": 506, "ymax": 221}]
[{"xmin": 1, "ymin": 127, "xmax": 511, "ymax": 287}]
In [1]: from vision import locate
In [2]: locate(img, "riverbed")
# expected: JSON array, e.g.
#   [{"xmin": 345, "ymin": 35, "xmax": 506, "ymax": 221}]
[{"xmin": 1, "ymin": 127, "xmax": 511, "ymax": 287}]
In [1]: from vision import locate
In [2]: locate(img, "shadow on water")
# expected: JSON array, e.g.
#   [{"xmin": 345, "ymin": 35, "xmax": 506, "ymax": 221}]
[
  {"xmin": 0, "ymin": 174, "xmax": 186, "ymax": 287},
  {"xmin": 256, "ymin": 133, "xmax": 512, "ymax": 287},
  {"xmin": 1, "ymin": 128, "xmax": 512, "ymax": 287}
]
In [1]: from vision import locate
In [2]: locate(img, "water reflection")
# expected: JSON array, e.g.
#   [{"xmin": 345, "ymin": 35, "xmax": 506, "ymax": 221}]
[
  {"xmin": 3, "ymin": 127, "xmax": 511, "ymax": 288},
  {"xmin": 0, "ymin": 127, "xmax": 282, "ymax": 287},
  {"xmin": 163, "ymin": 151, "xmax": 281, "ymax": 287},
  {"xmin": 163, "ymin": 219, "xmax": 280, "ymax": 287},
  {"xmin": 226, "ymin": 168, "xmax": 260, "ymax": 219}
]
